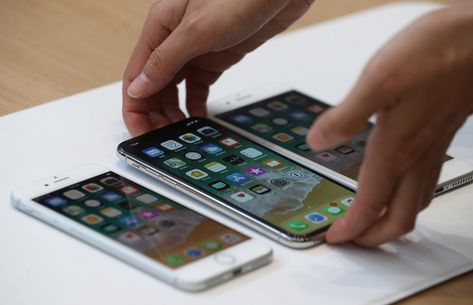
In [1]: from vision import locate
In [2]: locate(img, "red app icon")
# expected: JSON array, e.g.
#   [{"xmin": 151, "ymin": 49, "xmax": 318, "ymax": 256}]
[{"xmin": 118, "ymin": 185, "xmax": 139, "ymax": 195}]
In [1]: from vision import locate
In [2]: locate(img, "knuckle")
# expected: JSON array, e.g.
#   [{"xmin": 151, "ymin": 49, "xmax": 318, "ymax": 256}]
[
  {"xmin": 362, "ymin": 57, "xmax": 398, "ymax": 96},
  {"xmin": 148, "ymin": 48, "xmax": 163, "ymax": 70},
  {"xmin": 181, "ymin": 14, "xmax": 215, "ymax": 51}
]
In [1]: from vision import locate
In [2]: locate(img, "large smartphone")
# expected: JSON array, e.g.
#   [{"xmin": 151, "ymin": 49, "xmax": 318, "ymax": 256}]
[
  {"xmin": 117, "ymin": 118, "xmax": 356, "ymax": 248},
  {"xmin": 11, "ymin": 165, "xmax": 272, "ymax": 291},
  {"xmin": 208, "ymin": 84, "xmax": 473, "ymax": 195}
]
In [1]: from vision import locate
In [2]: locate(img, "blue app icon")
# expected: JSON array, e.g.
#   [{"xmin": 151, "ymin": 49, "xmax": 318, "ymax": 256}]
[
  {"xmin": 119, "ymin": 216, "xmax": 140, "ymax": 227},
  {"xmin": 142, "ymin": 147, "xmax": 164, "ymax": 157},
  {"xmin": 305, "ymin": 212, "xmax": 328, "ymax": 224},
  {"xmin": 100, "ymin": 191, "xmax": 123, "ymax": 202},
  {"xmin": 185, "ymin": 247, "xmax": 204, "ymax": 258},
  {"xmin": 226, "ymin": 173, "xmax": 250, "ymax": 185},
  {"xmin": 200, "ymin": 144, "xmax": 223, "ymax": 154},
  {"xmin": 45, "ymin": 196, "xmax": 67, "ymax": 207}
]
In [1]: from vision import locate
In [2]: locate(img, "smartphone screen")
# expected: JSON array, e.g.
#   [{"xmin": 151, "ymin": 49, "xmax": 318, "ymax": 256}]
[
  {"xmin": 119, "ymin": 118, "xmax": 356, "ymax": 240},
  {"xmin": 33, "ymin": 171, "xmax": 248, "ymax": 269}
]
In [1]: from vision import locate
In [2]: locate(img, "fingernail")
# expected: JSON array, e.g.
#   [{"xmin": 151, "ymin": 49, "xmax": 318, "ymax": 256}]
[
  {"xmin": 307, "ymin": 127, "xmax": 332, "ymax": 150},
  {"xmin": 127, "ymin": 72, "xmax": 150, "ymax": 98}
]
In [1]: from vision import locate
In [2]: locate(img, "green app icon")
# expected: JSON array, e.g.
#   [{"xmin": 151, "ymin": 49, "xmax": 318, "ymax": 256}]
[
  {"xmin": 324, "ymin": 205, "xmax": 345, "ymax": 215},
  {"xmin": 202, "ymin": 240, "xmax": 224, "ymax": 251},
  {"xmin": 287, "ymin": 220, "xmax": 309, "ymax": 232},
  {"xmin": 166, "ymin": 255, "xmax": 185, "ymax": 266}
]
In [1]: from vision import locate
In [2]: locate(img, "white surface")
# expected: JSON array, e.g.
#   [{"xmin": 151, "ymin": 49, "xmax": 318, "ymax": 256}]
[{"xmin": 1, "ymin": 2, "xmax": 473, "ymax": 305}]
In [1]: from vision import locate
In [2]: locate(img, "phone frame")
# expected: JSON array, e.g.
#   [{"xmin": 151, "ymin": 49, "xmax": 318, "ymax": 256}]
[{"xmin": 11, "ymin": 164, "xmax": 272, "ymax": 291}]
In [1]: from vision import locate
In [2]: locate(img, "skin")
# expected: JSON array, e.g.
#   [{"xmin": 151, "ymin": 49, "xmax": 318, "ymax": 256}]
[{"xmin": 123, "ymin": 0, "xmax": 473, "ymax": 246}]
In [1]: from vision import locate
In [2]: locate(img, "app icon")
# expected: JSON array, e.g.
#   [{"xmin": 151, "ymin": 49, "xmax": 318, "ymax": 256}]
[
  {"xmin": 81, "ymin": 214, "xmax": 103, "ymax": 225},
  {"xmin": 263, "ymin": 159, "xmax": 284, "ymax": 169},
  {"xmin": 202, "ymin": 240, "xmax": 224, "ymax": 251},
  {"xmin": 244, "ymin": 165, "xmax": 267, "ymax": 177},
  {"xmin": 100, "ymin": 207, "xmax": 122, "ymax": 218},
  {"xmin": 204, "ymin": 161, "xmax": 226, "ymax": 173},
  {"xmin": 84, "ymin": 199, "xmax": 101, "ymax": 208},
  {"xmin": 249, "ymin": 184, "xmax": 271, "ymax": 195},
  {"xmin": 154, "ymin": 202, "xmax": 176, "ymax": 212},
  {"xmin": 316, "ymin": 152, "xmax": 337, "ymax": 161},
  {"xmin": 138, "ymin": 209, "xmax": 159, "ymax": 221},
  {"xmin": 324, "ymin": 205, "xmax": 345, "ymax": 215},
  {"xmin": 272, "ymin": 133, "xmax": 294, "ymax": 142},
  {"xmin": 267, "ymin": 101, "xmax": 288, "ymax": 111},
  {"xmin": 335, "ymin": 145, "xmax": 355, "ymax": 155},
  {"xmin": 200, "ymin": 144, "xmax": 223, "ymax": 154},
  {"xmin": 166, "ymin": 255, "xmax": 185, "ymax": 266},
  {"xmin": 118, "ymin": 185, "xmax": 139, "ymax": 195},
  {"xmin": 251, "ymin": 123, "xmax": 272, "ymax": 133},
  {"xmin": 307, "ymin": 104, "xmax": 325, "ymax": 113},
  {"xmin": 81, "ymin": 183, "xmax": 104, "ymax": 193},
  {"xmin": 341, "ymin": 197, "xmax": 355, "ymax": 207},
  {"xmin": 240, "ymin": 147, "xmax": 263, "ymax": 158},
  {"xmin": 222, "ymin": 154, "xmax": 245, "ymax": 165},
  {"xmin": 160, "ymin": 140, "xmax": 183, "ymax": 151},
  {"xmin": 197, "ymin": 126, "xmax": 219, "ymax": 137},
  {"xmin": 272, "ymin": 118, "xmax": 288, "ymax": 125},
  {"xmin": 289, "ymin": 171, "xmax": 304, "ymax": 179},
  {"xmin": 269, "ymin": 178, "xmax": 288, "ymax": 187},
  {"xmin": 101, "ymin": 223, "xmax": 120, "ymax": 234},
  {"xmin": 100, "ymin": 176, "xmax": 123, "ymax": 187},
  {"xmin": 63, "ymin": 189, "xmax": 85, "ymax": 200},
  {"xmin": 219, "ymin": 137, "xmax": 240, "ymax": 147},
  {"xmin": 287, "ymin": 220, "xmax": 309, "ymax": 231},
  {"xmin": 285, "ymin": 95, "xmax": 307, "ymax": 105},
  {"xmin": 289, "ymin": 111, "xmax": 309, "ymax": 120},
  {"xmin": 62, "ymin": 205, "xmax": 84, "ymax": 216},
  {"xmin": 184, "ymin": 247, "xmax": 204, "ymax": 258},
  {"xmin": 136, "ymin": 193, "xmax": 158, "ymax": 204},
  {"xmin": 219, "ymin": 233, "xmax": 241, "ymax": 244},
  {"xmin": 296, "ymin": 143, "xmax": 310, "ymax": 151},
  {"xmin": 305, "ymin": 212, "xmax": 327, "ymax": 224},
  {"xmin": 137, "ymin": 225, "xmax": 159, "ymax": 236},
  {"xmin": 142, "ymin": 146, "xmax": 164, "ymax": 157},
  {"xmin": 291, "ymin": 126, "xmax": 309, "ymax": 136},
  {"xmin": 45, "ymin": 196, "xmax": 67, "ymax": 207},
  {"xmin": 249, "ymin": 107, "xmax": 270, "ymax": 117},
  {"xmin": 164, "ymin": 157, "xmax": 186, "ymax": 169},
  {"xmin": 185, "ymin": 151, "xmax": 202, "ymax": 160},
  {"xmin": 100, "ymin": 191, "xmax": 123, "ymax": 202},
  {"xmin": 209, "ymin": 181, "xmax": 229, "ymax": 191},
  {"xmin": 230, "ymin": 191, "xmax": 254, "ymax": 202},
  {"xmin": 119, "ymin": 216, "xmax": 140, "ymax": 227},
  {"xmin": 226, "ymin": 173, "xmax": 250, "ymax": 185},
  {"xmin": 231, "ymin": 114, "xmax": 252, "ymax": 124},
  {"xmin": 157, "ymin": 219, "xmax": 176, "ymax": 228},
  {"xmin": 179, "ymin": 133, "xmax": 201, "ymax": 143},
  {"xmin": 118, "ymin": 231, "xmax": 141, "ymax": 243},
  {"xmin": 186, "ymin": 169, "xmax": 208, "ymax": 180}
]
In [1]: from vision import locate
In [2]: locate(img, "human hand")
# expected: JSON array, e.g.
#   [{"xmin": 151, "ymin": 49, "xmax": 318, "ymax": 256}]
[
  {"xmin": 307, "ymin": 2, "xmax": 473, "ymax": 246},
  {"xmin": 123, "ymin": 0, "xmax": 314, "ymax": 136}
]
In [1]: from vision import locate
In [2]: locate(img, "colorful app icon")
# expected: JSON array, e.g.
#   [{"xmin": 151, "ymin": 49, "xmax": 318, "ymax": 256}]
[
  {"xmin": 197, "ymin": 126, "xmax": 219, "ymax": 137},
  {"xmin": 136, "ymin": 193, "xmax": 158, "ymax": 204},
  {"xmin": 202, "ymin": 240, "xmax": 224, "ymax": 251},
  {"xmin": 269, "ymin": 178, "xmax": 288, "ymax": 187},
  {"xmin": 154, "ymin": 202, "xmax": 176, "ymax": 212},
  {"xmin": 209, "ymin": 181, "xmax": 229, "ymax": 191},
  {"xmin": 219, "ymin": 233, "xmax": 241, "ymax": 244},
  {"xmin": 184, "ymin": 247, "xmax": 204, "ymax": 258},
  {"xmin": 226, "ymin": 173, "xmax": 250, "ymax": 185},
  {"xmin": 137, "ymin": 209, "xmax": 159, "ymax": 221},
  {"xmin": 118, "ymin": 185, "xmax": 139, "ymax": 195},
  {"xmin": 137, "ymin": 225, "xmax": 159, "ymax": 236},
  {"xmin": 240, "ymin": 147, "xmax": 263, "ymax": 158},
  {"xmin": 62, "ymin": 205, "xmax": 84, "ymax": 216},
  {"xmin": 166, "ymin": 255, "xmax": 185, "ymax": 266},
  {"xmin": 287, "ymin": 220, "xmax": 309, "ymax": 231},
  {"xmin": 272, "ymin": 118, "xmax": 288, "ymax": 125},
  {"xmin": 185, "ymin": 169, "xmax": 208, "ymax": 180},
  {"xmin": 118, "ymin": 231, "xmax": 141, "ymax": 243},
  {"xmin": 179, "ymin": 133, "xmax": 201, "ymax": 143},
  {"xmin": 267, "ymin": 101, "xmax": 288, "ymax": 111},
  {"xmin": 316, "ymin": 152, "xmax": 337, "ymax": 162},
  {"xmin": 272, "ymin": 132, "xmax": 294, "ymax": 142},
  {"xmin": 81, "ymin": 214, "xmax": 103, "ymax": 225},
  {"xmin": 249, "ymin": 184, "xmax": 271, "ymax": 195},
  {"xmin": 219, "ymin": 137, "xmax": 240, "ymax": 147},
  {"xmin": 45, "ymin": 196, "xmax": 67, "ymax": 207},
  {"xmin": 101, "ymin": 223, "xmax": 121, "ymax": 234},
  {"xmin": 296, "ymin": 143, "xmax": 310, "ymax": 151},
  {"xmin": 289, "ymin": 171, "xmax": 304, "ymax": 179},
  {"xmin": 63, "ymin": 189, "xmax": 85, "ymax": 200},
  {"xmin": 305, "ymin": 212, "xmax": 327, "ymax": 224},
  {"xmin": 81, "ymin": 183, "xmax": 104, "ymax": 193},
  {"xmin": 230, "ymin": 191, "xmax": 254, "ymax": 202},
  {"xmin": 100, "ymin": 176, "xmax": 123, "ymax": 187},
  {"xmin": 324, "ymin": 204, "xmax": 345, "ymax": 215},
  {"xmin": 185, "ymin": 151, "xmax": 202, "ymax": 160},
  {"xmin": 119, "ymin": 216, "xmax": 140, "ymax": 227},
  {"xmin": 244, "ymin": 166, "xmax": 267, "ymax": 177},
  {"xmin": 200, "ymin": 144, "xmax": 223, "ymax": 154},
  {"xmin": 263, "ymin": 159, "xmax": 284, "ymax": 169},
  {"xmin": 142, "ymin": 146, "xmax": 164, "ymax": 157},
  {"xmin": 204, "ymin": 161, "xmax": 227, "ymax": 172},
  {"xmin": 307, "ymin": 104, "xmax": 325, "ymax": 113},
  {"xmin": 251, "ymin": 123, "xmax": 272, "ymax": 133},
  {"xmin": 222, "ymin": 154, "xmax": 245, "ymax": 165},
  {"xmin": 164, "ymin": 157, "xmax": 186, "ymax": 169},
  {"xmin": 231, "ymin": 114, "xmax": 252, "ymax": 124},
  {"xmin": 289, "ymin": 111, "xmax": 309, "ymax": 120},
  {"xmin": 99, "ymin": 207, "xmax": 122, "ymax": 218},
  {"xmin": 341, "ymin": 197, "xmax": 355, "ymax": 207},
  {"xmin": 84, "ymin": 199, "xmax": 101, "ymax": 208},
  {"xmin": 291, "ymin": 126, "xmax": 309, "ymax": 136},
  {"xmin": 249, "ymin": 107, "xmax": 270, "ymax": 117},
  {"xmin": 160, "ymin": 140, "xmax": 183, "ymax": 151},
  {"xmin": 335, "ymin": 145, "xmax": 355, "ymax": 155}
]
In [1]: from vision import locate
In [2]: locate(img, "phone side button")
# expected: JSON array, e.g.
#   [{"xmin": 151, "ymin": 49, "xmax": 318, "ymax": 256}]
[{"xmin": 213, "ymin": 253, "xmax": 236, "ymax": 265}]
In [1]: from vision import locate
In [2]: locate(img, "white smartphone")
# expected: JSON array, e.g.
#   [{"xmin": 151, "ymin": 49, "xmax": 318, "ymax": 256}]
[
  {"xmin": 10, "ymin": 164, "xmax": 272, "ymax": 291},
  {"xmin": 208, "ymin": 83, "xmax": 473, "ymax": 195}
]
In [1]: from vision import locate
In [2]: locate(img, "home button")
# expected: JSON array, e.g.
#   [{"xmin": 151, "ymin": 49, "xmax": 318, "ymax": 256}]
[{"xmin": 214, "ymin": 253, "xmax": 236, "ymax": 265}]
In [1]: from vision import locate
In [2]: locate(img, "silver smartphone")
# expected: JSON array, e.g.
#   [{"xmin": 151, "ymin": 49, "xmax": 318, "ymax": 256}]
[
  {"xmin": 11, "ymin": 164, "xmax": 272, "ymax": 291},
  {"xmin": 208, "ymin": 84, "xmax": 473, "ymax": 195},
  {"xmin": 117, "ymin": 118, "xmax": 357, "ymax": 248}
]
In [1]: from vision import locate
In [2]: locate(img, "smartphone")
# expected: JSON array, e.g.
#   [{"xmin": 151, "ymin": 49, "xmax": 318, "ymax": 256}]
[
  {"xmin": 117, "ymin": 118, "xmax": 356, "ymax": 248},
  {"xmin": 11, "ymin": 165, "xmax": 272, "ymax": 291},
  {"xmin": 208, "ymin": 84, "xmax": 473, "ymax": 195}
]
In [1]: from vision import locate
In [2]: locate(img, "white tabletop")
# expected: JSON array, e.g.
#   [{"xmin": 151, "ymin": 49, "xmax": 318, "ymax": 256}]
[{"xmin": 1, "ymin": 2, "xmax": 473, "ymax": 305}]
